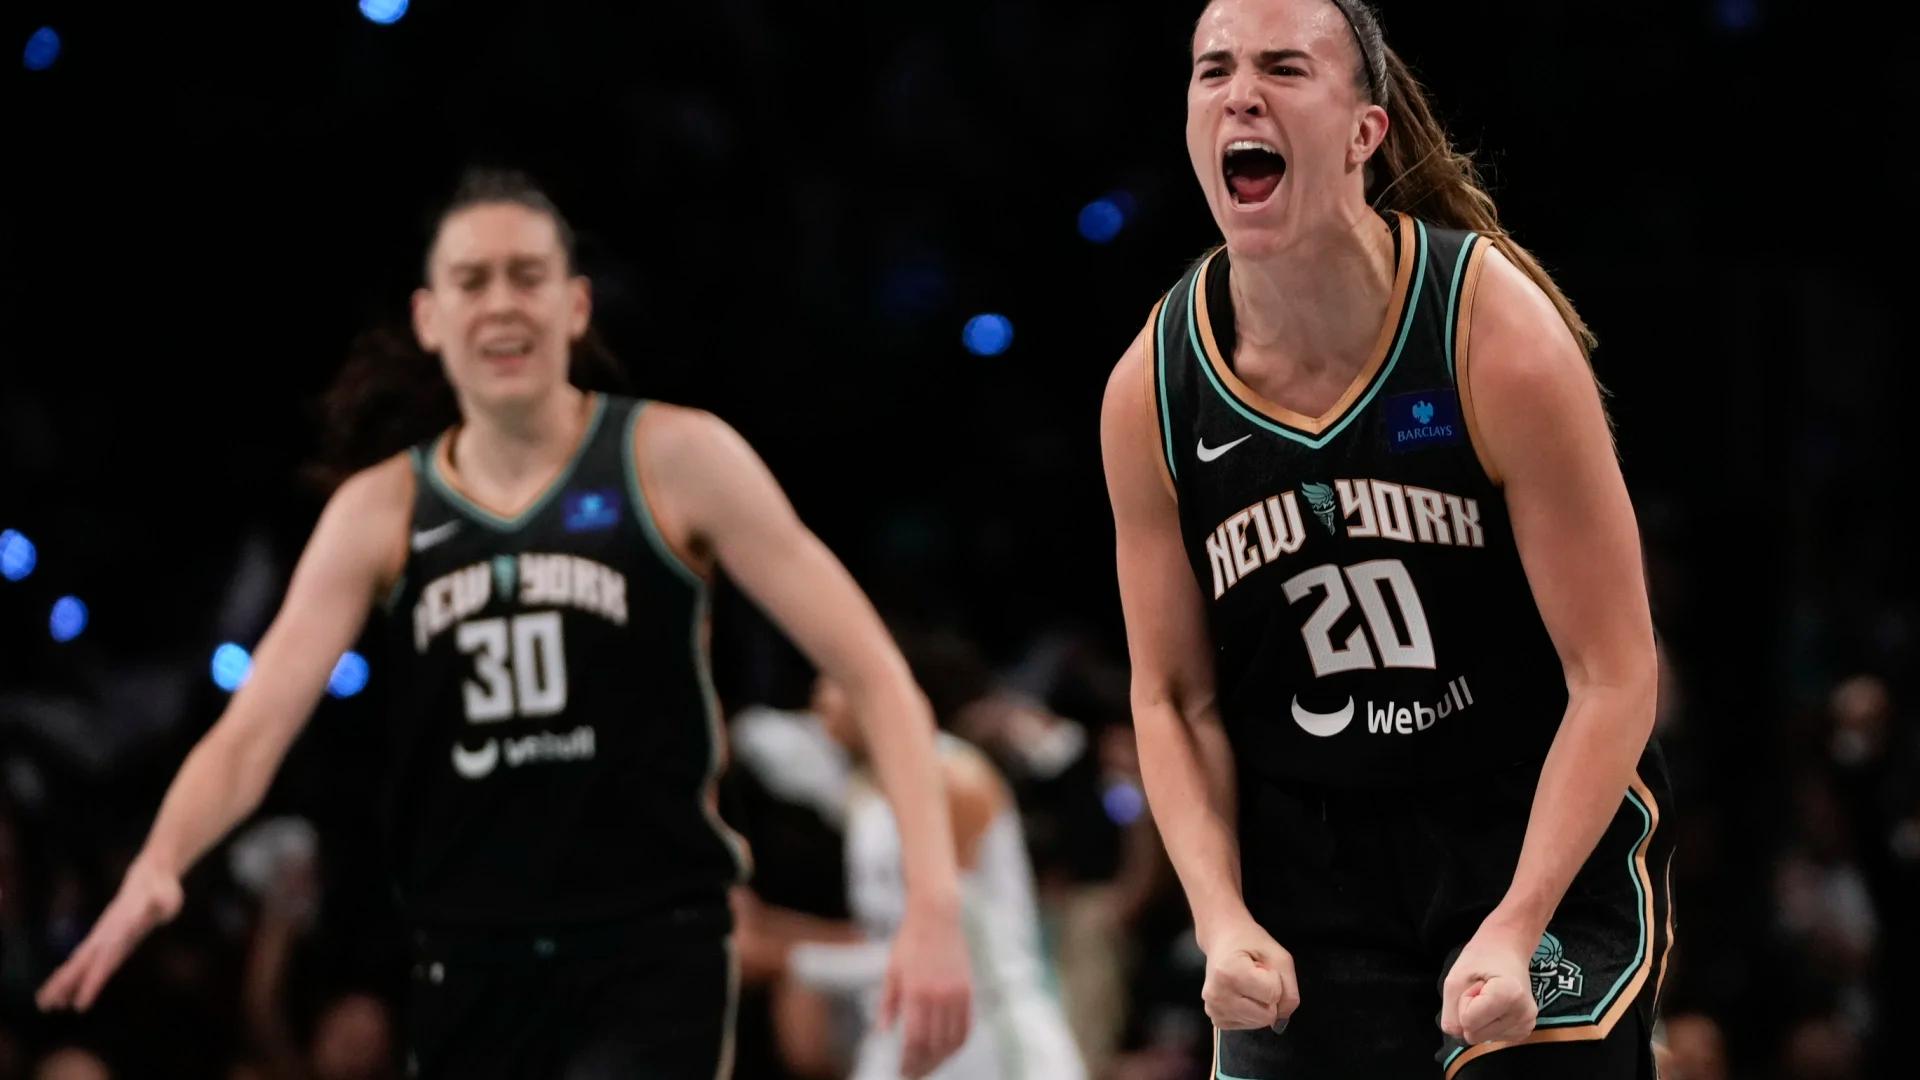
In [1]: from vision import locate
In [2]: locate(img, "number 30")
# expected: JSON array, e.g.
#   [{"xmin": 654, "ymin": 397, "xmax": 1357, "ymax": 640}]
[{"xmin": 455, "ymin": 611, "xmax": 568, "ymax": 722}]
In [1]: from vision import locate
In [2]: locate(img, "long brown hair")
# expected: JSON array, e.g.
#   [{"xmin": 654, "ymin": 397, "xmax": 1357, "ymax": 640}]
[
  {"xmin": 306, "ymin": 168, "xmax": 630, "ymax": 492},
  {"xmin": 1329, "ymin": 0, "xmax": 1596, "ymax": 356}
]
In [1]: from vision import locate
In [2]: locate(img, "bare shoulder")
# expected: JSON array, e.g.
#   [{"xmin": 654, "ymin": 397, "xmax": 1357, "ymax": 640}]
[
  {"xmin": 306, "ymin": 452, "xmax": 414, "ymax": 594},
  {"xmin": 329, "ymin": 451, "xmax": 415, "ymax": 517},
  {"xmin": 941, "ymin": 739, "xmax": 1010, "ymax": 808},
  {"xmin": 1100, "ymin": 321, "xmax": 1152, "ymax": 429},
  {"xmin": 633, "ymin": 400, "xmax": 757, "ymax": 486},
  {"xmin": 1466, "ymin": 246, "xmax": 1590, "ymax": 391},
  {"xmin": 1462, "ymin": 247, "xmax": 1614, "ymax": 485},
  {"xmin": 942, "ymin": 740, "xmax": 1011, "ymax": 861}
]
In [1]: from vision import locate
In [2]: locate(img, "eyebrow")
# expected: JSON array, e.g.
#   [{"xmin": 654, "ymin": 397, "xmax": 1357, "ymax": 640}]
[
  {"xmin": 447, "ymin": 255, "xmax": 552, "ymax": 275},
  {"xmin": 1194, "ymin": 48, "xmax": 1313, "ymax": 68}
]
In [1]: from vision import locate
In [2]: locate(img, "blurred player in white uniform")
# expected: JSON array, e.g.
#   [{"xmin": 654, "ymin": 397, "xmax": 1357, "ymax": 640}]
[{"xmin": 737, "ymin": 677, "xmax": 1086, "ymax": 1080}]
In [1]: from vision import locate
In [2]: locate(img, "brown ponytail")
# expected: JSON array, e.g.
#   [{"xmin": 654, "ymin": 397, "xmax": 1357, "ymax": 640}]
[{"xmin": 1367, "ymin": 46, "xmax": 1597, "ymax": 357}]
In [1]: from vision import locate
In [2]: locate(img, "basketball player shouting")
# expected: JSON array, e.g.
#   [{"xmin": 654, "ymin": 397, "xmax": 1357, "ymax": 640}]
[{"xmin": 1101, "ymin": 1, "xmax": 1673, "ymax": 1076}]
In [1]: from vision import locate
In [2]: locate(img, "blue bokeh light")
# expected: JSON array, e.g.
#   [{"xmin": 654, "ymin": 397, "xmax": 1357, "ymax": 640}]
[
  {"xmin": 50, "ymin": 597, "xmax": 88, "ymax": 642},
  {"xmin": 1, "ymin": 530, "xmax": 36, "ymax": 581},
  {"xmin": 1102, "ymin": 780, "xmax": 1146, "ymax": 826},
  {"xmin": 328, "ymin": 651, "xmax": 370, "ymax": 698},
  {"xmin": 212, "ymin": 643, "xmax": 254, "ymax": 692},
  {"xmin": 23, "ymin": 27, "xmax": 60, "ymax": 72},
  {"xmin": 1078, "ymin": 199, "xmax": 1125, "ymax": 244},
  {"xmin": 359, "ymin": 0, "xmax": 409, "ymax": 26},
  {"xmin": 962, "ymin": 314, "xmax": 1014, "ymax": 357}
]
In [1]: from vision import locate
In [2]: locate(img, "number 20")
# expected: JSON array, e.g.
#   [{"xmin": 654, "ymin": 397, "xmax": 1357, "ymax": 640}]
[{"xmin": 1280, "ymin": 559, "xmax": 1435, "ymax": 677}]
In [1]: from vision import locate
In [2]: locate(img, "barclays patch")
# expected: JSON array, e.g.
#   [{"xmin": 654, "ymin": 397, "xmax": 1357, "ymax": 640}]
[
  {"xmin": 1383, "ymin": 389, "xmax": 1465, "ymax": 454},
  {"xmin": 563, "ymin": 489, "xmax": 623, "ymax": 533}
]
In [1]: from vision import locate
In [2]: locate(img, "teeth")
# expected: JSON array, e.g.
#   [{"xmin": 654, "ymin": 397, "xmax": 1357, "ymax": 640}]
[
  {"xmin": 1226, "ymin": 139, "xmax": 1279, "ymax": 154},
  {"xmin": 480, "ymin": 340, "xmax": 531, "ymax": 357}
]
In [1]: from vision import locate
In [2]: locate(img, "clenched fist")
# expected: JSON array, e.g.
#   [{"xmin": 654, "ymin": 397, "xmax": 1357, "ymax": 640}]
[
  {"xmin": 1200, "ymin": 916, "xmax": 1301, "ymax": 1031},
  {"xmin": 1440, "ymin": 921, "xmax": 1539, "ymax": 1046}
]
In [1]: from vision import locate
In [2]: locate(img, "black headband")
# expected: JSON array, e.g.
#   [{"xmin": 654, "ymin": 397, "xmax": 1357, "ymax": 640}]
[{"xmin": 1327, "ymin": 0, "xmax": 1386, "ymax": 104}]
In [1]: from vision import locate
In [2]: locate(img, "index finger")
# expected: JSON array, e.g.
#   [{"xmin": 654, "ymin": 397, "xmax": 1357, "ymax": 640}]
[{"xmin": 898, "ymin": 993, "xmax": 939, "ymax": 1078}]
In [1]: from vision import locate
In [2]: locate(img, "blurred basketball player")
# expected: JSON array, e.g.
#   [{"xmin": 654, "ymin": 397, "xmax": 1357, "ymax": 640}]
[
  {"xmin": 738, "ymin": 674, "xmax": 1087, "ymax": 1080},
  {"xmin": 1100, "ymin": 1, "xmax": 1672, "ymax": 1076},
  {"xmin": 38, "ymin": 169, "xmax": 971, "ymax": 1079}
]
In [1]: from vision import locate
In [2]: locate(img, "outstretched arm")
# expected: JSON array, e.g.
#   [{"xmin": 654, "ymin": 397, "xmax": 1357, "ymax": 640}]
[
  {"xmin": 37, "ymin": 456, "xmax": 411, "ymax": 1013},
  {"xmin": 636, "ymin": 404, "xmax": 970, "ymax": 1078}
]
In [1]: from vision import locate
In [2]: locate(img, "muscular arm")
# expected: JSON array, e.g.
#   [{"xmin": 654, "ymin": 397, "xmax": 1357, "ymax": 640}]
[
  {"xmin": 1464, "ymin": 251, "xmax": 1658, "ymax": 943},
  {"xmin": 39, "ymin": 456, "xmax": 410, "ymax": 1011},
  {"xmin": 1099, "ymin": 333, "xmax": 1250, "ymax": 951},
  {"xmin": 1104, "ymin": 329, "xmax": 1297, "ymax": 1031}
]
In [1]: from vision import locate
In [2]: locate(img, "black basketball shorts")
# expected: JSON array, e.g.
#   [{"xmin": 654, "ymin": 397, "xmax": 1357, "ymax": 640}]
[
  {"xmin": 1214, "ymin": 746, "xmax": 1675, "ymax": 1079},
  {"xmin": 405, "ymin": 920, "xmax": 736, "ymax": 1080}
]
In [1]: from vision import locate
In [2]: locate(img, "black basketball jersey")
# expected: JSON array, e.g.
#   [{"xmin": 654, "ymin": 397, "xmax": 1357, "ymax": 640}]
[
  {"xmin": 378, "ymin": 393, "xmax": 747, "ymax": 927},
  {"xmin": 1149, "ymin": 212, "xmax": 1568, "ymax": 789}
]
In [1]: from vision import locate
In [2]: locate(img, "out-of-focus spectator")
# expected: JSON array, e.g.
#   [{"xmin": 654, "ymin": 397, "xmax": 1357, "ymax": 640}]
[
  {"xmin": 307, "ymin": 993, "xmax": 393, "ymax": 1080},
  {"xmin": 1657, "ymin": 1012, "xmax": 1727, "ymax": 1080},
  {"xmin": 1782, "ymin": 1013, "xmax": 1863, "ymax": 1080},
  {"xmin": 30, "ymin": 1048, "xmax": 108, "ymax": 1080}
]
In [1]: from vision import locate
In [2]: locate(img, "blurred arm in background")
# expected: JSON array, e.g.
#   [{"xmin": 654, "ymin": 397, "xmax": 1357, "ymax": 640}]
[{"xmin": 636, "ymin": 402, "xmax": 970, "ymax": 1076}]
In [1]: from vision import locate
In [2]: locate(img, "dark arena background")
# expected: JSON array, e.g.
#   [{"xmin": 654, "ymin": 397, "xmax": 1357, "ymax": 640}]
[{"xmin": 4, "ymin": 1, "xmax": 1914, "ymax": 1077}]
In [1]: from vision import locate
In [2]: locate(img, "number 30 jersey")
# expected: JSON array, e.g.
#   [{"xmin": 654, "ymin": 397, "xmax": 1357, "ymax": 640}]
[
  {"xmin": 378, "ymin": 394, "xmax": 747, "ymax": 927},
  {"xmin": 1149, "ymin": 213, "xmax": 1571, "ymax": 790}
]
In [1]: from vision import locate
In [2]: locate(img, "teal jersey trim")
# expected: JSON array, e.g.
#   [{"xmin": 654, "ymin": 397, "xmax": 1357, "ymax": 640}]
[
  {"xmin": 1190, "ymin": 220, "xmax": 1429, "ymax": 450},
  {"xmin": 622, "ymin": 400, "xmax": 706, "ymax": 590},
  {"xmin": 1443, "ymin": 232, "xmax": 1481, "ymax": 382},
  {"xmin": 692, "ymin": 584, "xmax": 752, "ymax": 881},
  {"xmin": 624, "ymin": 399, "xmax": 746, "ymax": 880},
  {"xmin": 423, "ymin": 393, "xmax": 610, "ymax": 532},
  {"xmin": 1155, "ymin": 299, "xmax": 1179, "ymax": 482},
  {"xmin": 1212, "ymin": 1029, "xmax": 1259, "ymax": 1080}
]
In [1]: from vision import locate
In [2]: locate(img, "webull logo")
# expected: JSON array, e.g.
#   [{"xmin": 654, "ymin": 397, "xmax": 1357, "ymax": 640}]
[
  {"xmin": 1363, "ymin": 677, "xmax": 1474, "ymax": 735},
  {"xmin": 451, "ymin": 725, "xmax": 597, "ymax": 780}
]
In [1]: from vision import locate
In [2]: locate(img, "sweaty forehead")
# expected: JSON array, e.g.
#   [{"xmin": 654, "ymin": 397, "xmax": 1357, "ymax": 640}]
[
  {"xmin": 432, "ymin": 203, "xmax": 563, "ymax": 269},
  {"xmin": 1193, "ymin": 0, "xmax": 1346, "ymax": 60}
]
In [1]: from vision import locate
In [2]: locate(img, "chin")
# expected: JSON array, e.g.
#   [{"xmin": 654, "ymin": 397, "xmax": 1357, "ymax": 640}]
[
  {"xmin": 1216, "ymin": 214, "xmax": 1294, "ymax": 260},
  {"xmin": 456, "ymin": 366, "xmax": 568, "ymax": 411}
]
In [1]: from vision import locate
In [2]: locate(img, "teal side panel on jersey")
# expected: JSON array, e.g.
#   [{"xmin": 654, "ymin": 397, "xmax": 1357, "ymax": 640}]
[{"xmin": 1443, "ymin": 232, "xmax": 1481, "ymax": 382}]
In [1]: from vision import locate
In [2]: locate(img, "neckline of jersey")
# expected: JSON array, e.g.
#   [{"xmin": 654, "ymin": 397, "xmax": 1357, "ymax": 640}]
[
  {"xmin": 423, "ymin": 392, "xmax": 610, "ymax": 532},
  {"xmin": 1191, "ymin": 211, "xmax": 1423, "ymax": 446}
]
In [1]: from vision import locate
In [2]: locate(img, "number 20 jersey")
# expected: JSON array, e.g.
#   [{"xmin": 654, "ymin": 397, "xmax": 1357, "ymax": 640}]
[
  {"xmin": 378, "ymin": 394, "xmax": 746, "ymax": 927},
  {"xmin": 1149, "ymin": 214, "xmax": 1570, "ymax": 789}
]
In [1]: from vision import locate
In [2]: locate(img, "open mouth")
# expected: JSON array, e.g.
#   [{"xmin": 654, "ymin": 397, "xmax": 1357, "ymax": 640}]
[
  {"xmin": 1223, "ymin": 140, "xmax": 1287, "ymax": 207},
  {"xmin": 477, "ymin": 337, "xmax": 534, "ymax": 361}
]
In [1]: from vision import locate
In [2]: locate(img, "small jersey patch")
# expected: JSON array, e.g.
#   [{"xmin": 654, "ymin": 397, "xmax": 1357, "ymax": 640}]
[
  {"xmin": 1383, "ymin": 389, "xmax": 1464, "ymax": 454},
  {"xmin": 563, "ymin": 489, "xmax": 623, "ymax": 533}
]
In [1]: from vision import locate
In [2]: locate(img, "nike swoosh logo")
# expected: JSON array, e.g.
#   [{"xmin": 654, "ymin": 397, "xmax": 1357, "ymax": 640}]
[
  {"xmin": 451, "ymin": 739, "xmax": 500, "ymax": 780},
  {"xmin": 1196, "ymin": 434, "xmax": 1253, "ymax": 463},
  {"xmin": 411, "ymin": 520, "xmax": 463, "ymax": 552},
  {"xmin": 1290, "ymin": 695, "xmax": 1354, "ymax": 737}
]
